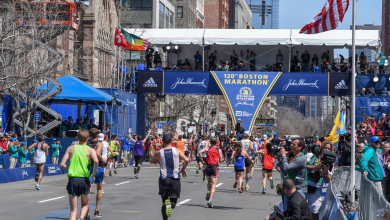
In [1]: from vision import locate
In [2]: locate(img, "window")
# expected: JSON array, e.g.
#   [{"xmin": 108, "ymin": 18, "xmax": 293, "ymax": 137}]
[
  {"xmin": 122, "ymin": 0, "xmax": 152, "ymax": 9},
  {"xmin": 170, "ymin": 11, "xmax": 173, "ymax": 23},
  {"xmin": 177, "ymin": 6, "xmax": 183, "ymax": 18},
  {"xmin": 166, "ymin": 8, "xmax": 169, "ymax": 20},
  {"xmin": 388, "ymin": 46, "xmax": 390, "ymax": 54},
  {"xmin": 159, "ymin": 2, "xmax": 164, "ymax": 16}
]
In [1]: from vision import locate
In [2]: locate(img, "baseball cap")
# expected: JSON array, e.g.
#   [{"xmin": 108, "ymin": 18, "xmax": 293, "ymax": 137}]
[
  {"xmin": 21, "ymin": 142, "xmax": 26, "ymax": 145},
  {"xmin": 315, "ymin": 136, "xmax": 319, "ymax": 139},
  {"xmin": 263, "ymin": 135, "xmax": 267, "ymax": 140},
  {"xmin": 125, "ymin": 135, "xmax": 129, "ymax": 138},
  {"xmin": 98, "ymin": 133, "xmax": 104, "ymax": 141},
  {"xmin": 163, "ymin": 133, "xmax": 173, "ymax": 142},
  {"xmin": 53, "ymin": 138, "xmax": 56, "ymax": 141},
  {"xmin": 33, "ymin": 140, "xmax": 38, "ymax": 143},
  {"xmin": 244, "ymin": 131, "xmax": 250, "ymax": 137},
  {"xmin": 10, "ymin": 138, "xmax": 17, "ymax": 141}
]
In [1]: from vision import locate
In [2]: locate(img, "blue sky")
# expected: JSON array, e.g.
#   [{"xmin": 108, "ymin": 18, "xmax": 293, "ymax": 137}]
[{"xmin": 279, "ymin": 0, "xmax": 382, "ymax": 57}]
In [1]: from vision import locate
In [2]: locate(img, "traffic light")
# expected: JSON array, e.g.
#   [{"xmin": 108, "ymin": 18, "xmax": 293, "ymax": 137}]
[{"xmin": 221, "ymin": 124, "xmax": 225, "ymax": 131}]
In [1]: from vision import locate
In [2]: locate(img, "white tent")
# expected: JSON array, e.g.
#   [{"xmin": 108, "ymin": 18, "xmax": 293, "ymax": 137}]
[{"xmin": 125, "ymin": 28, "xmax": 380, "ymax": 71}]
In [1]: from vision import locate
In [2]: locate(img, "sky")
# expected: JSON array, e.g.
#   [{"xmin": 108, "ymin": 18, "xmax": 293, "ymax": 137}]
[{"xmin": 279, "ymin": 0, "xmax": 382, "ymax": 57}]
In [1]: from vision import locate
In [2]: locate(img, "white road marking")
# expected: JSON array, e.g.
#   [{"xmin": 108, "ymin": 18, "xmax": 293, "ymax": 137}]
[
  {"xmin": 38, "ymin": 196, "xmax": 65, "ymax": 203},
  {"xmin": 177, "ymin": 199, "xmax": 191, "ymax": 206},
  {"xmin": 115, "ymin": 181, "xmax": 131, "ymax": 185},
  {"xmin": 216, "ymin": 183, "xmax": 223, "ymax": 187}
]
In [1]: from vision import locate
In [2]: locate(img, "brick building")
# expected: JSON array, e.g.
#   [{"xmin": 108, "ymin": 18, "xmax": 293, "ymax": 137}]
[{"xmin": 204, "ymin": 0, "xmax": 230, "ymax": 28}]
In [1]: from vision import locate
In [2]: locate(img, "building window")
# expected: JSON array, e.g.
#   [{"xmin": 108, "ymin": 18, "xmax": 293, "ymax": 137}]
[
  {"xmin": 159, "ymin": 2, "xmax": 164, "ymax": 16},
  {"xmin": 166, "ymin": 8, "xmax": 169, "ymax": 20},
  {"xmin": 388, "ymin": 46, "xmax": 390, "ymax": 54},
  {"xmin": 170, "ymin": 11, "xmax": 173, "ymax": 24},
  {"xmin": 177, "ymin": 6, "xmax": 183, "ymax": 18}
]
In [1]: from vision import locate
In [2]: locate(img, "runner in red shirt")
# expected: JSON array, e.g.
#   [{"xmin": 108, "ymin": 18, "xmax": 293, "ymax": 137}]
[
  {"xmin": 198, "ymin": 137, "xmax": 222, "ymax": 208},
  {"xmin": 260, "ymin": 143, "xmax": 275, "ymax": 194}
]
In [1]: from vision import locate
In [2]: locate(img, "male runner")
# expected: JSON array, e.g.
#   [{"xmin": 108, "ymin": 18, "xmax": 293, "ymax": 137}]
[
  {"xmin": 198, "ymin": 137, "xmax": 223, "ymax": 208},
  {"xmin": 60, "ymin": 129, "xmax": 99, "ymax": 220},
  {"xmin": 240, "ymin": 131, "xmax": 255, "ymax": 190},
  {"xmin": 196, "ymin": 134, "xmax": 209, "ymax": 182},
  {"xmin": 128, "ymin": 128, "xmax": 151, "ymax": 179},
  {"xmin": 28, "ymin": 136, "xmax": 49, "ymax": 190},
  {"xmin": 108, "ymin": 135, "xmax": 119, "ymax": 176},
  {"xmin": 150, "ymin": 133, "xmax": 189, "ymax": 220}
]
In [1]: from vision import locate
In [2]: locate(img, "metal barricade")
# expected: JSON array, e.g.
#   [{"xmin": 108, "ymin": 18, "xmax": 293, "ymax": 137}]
[{"xmin": 332, "ymin": 166, "xmax": 361, "ymax": 198}]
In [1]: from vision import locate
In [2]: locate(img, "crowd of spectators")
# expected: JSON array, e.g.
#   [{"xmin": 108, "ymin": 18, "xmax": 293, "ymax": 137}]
[{"xmin": 356, "ymin": 87, "xmax": 390, "ymax": 96}]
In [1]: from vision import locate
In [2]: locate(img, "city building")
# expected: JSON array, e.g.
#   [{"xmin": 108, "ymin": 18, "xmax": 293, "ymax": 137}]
[
  {"xmin": 382, "ymin": 0, "xmax": 390, "ymax": 58},
  {"xmin": 276, "ymin": 96, "xmax": 306, "ymax": 116},
  {"xmin": 204, "ymin": 0, "xmax": 230, "ymax": 28},
  {"xmin": 173, "ymin": 0, "xmax": 204, "ymax": 28},
  {"xmin": 247, "ymin": 0, "xmax": 279, "ymax": 29},
  {"xmin": 305, "ymin": 96, "xmax": 334, "ymax": 121},
  {"xmin": 348, "ymin": 24, "xmax": 381, "ymax": 62},
  {"xmin": 230, "ymin": 0, "xmax": 253, "ymax": 29}
]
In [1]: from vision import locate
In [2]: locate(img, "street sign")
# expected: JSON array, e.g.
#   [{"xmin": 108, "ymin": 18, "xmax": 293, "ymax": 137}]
[
  {"xmin": 254, "ymin": 119, "xmax": 275, "ymax": 126},
  {"xmin": 156, "ymin": 117, "xmax": 175, "ymax": 124},
  {"xmin": 34, "ymin": 111, "xmax": 41, "ymax": 121}
]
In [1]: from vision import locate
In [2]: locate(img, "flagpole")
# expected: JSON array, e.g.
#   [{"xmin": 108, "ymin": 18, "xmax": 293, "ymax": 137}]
[{"xmin": 351, "ymin": 0, "xmax": 356, "ymax": 202}]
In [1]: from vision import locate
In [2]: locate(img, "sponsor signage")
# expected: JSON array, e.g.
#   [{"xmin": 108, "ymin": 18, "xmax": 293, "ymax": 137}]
[
  {"xmin": 270, "ymin": 72, "xmax": 328, "ymax": 96},
  {"xmin": 356, "ymin": 97, "xmax": 390, "ymax": 122},
  {"xmin": 138, "ymin": 70, "xmax": 164, "ymax": 94},
  {"xmin": 156, "ymin": 117, "xmax": 175, "ymax": 124},
  {"xmin": 255, "ymin": 119, "xmax": 275, "ymax": 126},
  {"xmin": 211, "ymin": 71, "xmax": 281, "ymax": 133},
  {"xmin": 163, "ymin": 71, "xmax": 221, "ymax": 94},
  {"xmin": 328, "ymin": 73, "xmax": 352, "ymax": 96}
]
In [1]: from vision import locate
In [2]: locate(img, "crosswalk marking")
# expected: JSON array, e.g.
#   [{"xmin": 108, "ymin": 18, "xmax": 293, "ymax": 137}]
[
  {"xmin": 177, "ymin": 199, "xmax": 191, "ymax": 206},
  {"xmin": 115, "ymin": 181, "xmax": 130, "ymax": 185},
  {"xmin": 216, "ymin": 183, "xmax": 223, "ymax": 187}
]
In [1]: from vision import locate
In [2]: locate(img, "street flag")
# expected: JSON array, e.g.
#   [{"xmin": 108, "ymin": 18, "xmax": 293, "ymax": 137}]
[
  {"xmin": 120, "ymin": 29, "xmax": 143, "ymax": 51},
  {"xmin": 114, "ymin": 28, "xmax": 127, "ymax": 48},
  {"xmin": 299, "ymin": 0, "xmax": 349, "ymax": 34},
  {"xmin": 327, "ymin": 110, "xmax": 341, "ymax": 144},
  {"xmin": 340, "ymin": 111, "xmax": 346, "ymax": 134},
  {"xmin": 143, "ymin": 39, "xmax": 149, "ymax": 50}
]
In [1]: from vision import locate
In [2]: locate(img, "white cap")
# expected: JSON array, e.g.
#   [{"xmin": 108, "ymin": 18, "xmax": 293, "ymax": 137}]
[
  {"xmin": 98, "ymin": 133, "xmax": 104, "ymax": 141},
  {"xmin": 244, "ymin": 131, "xmax": 250, "ymax": 137},
  {"xmin": 263, "ymin": 135, "xmax": 267, "ymax": 140}
]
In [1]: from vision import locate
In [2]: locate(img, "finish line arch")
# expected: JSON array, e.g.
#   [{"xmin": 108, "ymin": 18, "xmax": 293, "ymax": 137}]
[{"xmin": 139, "ymin": 71, "xmax": 352, "ymax": 133}]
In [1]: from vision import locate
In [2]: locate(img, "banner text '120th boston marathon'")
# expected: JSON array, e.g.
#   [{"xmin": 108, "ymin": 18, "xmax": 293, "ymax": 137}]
[{"xmin": 211, "ymin": 71, "xmax": 282, "ymax": 134}]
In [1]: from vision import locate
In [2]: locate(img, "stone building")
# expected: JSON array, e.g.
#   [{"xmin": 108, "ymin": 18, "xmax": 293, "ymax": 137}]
[{"xmin": 204, "ymin": 0, "xmax": 230, "ymax": 28}]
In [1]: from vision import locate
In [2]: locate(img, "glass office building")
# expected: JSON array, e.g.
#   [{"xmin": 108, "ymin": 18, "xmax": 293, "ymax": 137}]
[{"xmin": 247, "ymin": 0, "xmax": 279, "ymax": 29}]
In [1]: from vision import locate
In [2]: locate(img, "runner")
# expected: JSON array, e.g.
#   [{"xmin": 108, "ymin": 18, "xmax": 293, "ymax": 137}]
[
  {"xmin": 153, "ymin": 134, "xmax": 163, "ymax": 154},
  {"xmin": 227, "ymin": 142, "xmax": 250, "ymax": 193},
  {"xmin": 240, "ymin": 131, "xmax": 255, "ymax": 190},
  {"xmin": 150, "ymin": 133, "xmax": 189, "ymax": 220},
  {"xmin": 198, "ymin": 137, "xmax": 222, "ymax": 208},
  {"xmin": 259, "ymin": 143, "xmax": 275, "ymax": 194},
  {"xmin": 182, "ymin": 134, "xmax": 192, "ymax": 158},
  {"xmin": 250, "ymin": 136, "xmax": 256, "ymax": 179},
  {"xmin": 130, "ymin": 134, "xmax": 137, "ymax": 167},
  {"xmin": 219, "ymin": 136, "xmax": 227, "ymax": 163},
  {"xmin": 196, "ymin": 134, "xmax": 208, "ymax": 182},
  {"xmin": 28, "ymin": 136, "xmax": 49, "ymax": 190},
  {"xmin": 102, "ymin": 134, "xmax": 112, "ymax": 185},
  {"xmin": 60, "ymin": 129, "xmax": 99, "ymax": 220},
  {"xmin": 108, "ymin": 134, "xmax": 119, "ymax": 176},
  {"xmin": 128, "ymin": 128, "xmax": 151, "ymax": 179}
]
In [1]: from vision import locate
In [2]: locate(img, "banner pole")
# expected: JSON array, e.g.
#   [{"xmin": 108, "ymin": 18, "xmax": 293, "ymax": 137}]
[{"xmin": 351, "ymin": 0, "xmax": 356, "ymax": 202}]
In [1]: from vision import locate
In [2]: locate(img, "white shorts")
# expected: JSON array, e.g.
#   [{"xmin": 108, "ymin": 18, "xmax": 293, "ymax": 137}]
[{"xmin": 306, "ymin": 187, "xmax": 322, "ymax": 214}]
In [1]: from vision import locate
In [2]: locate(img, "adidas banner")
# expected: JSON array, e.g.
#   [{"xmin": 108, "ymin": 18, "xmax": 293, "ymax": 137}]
[
  {"xmin": 328, "ymin": 72, "xmax": 352, "ymax": 96},
  {"xmin": 211, "ymin": 71, "xmax": 282, "ymax": 134},
  {"xmin": 138, "ymin": 70, "xmax": 164, "ymax": 94}
]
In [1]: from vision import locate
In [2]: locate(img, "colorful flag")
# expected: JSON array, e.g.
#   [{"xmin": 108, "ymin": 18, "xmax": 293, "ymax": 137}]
[
  {"xmin": 300, "ymin": 0, "xmax": 349, "ymax": 34},
  {"xmin": 120, "ymin": 29, "xmax": 143, "ymax": 51},
  {"xmin": 326, "ymin": 110, "xmax": 341, "ymax": 144},
  {"xmin": 143, "ymin": 39, "xmax": 149, "ymax": 50},
  {"xmin": 340, "ymin": 111, "xmax": 346, "ymax": 134},
  {"xmin": 114, "ymin": 28, "xmax": 127, "ymax": 48},
  {"xmin": 120, "ymin": 29, "xmax": 135, "ymax": 49}
]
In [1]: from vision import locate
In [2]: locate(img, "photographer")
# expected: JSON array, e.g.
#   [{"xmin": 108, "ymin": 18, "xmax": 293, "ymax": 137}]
[
  {"xmin": 306, "ymin": 141, "xmax": 334, "ymax": 220},
  {"xmin": 266, "ymin": 179, "xmax": 311, "ymax": 220},
  {"xmin": 235, "ymin": 119, "xmax": 245, "ymax": 137},
  {"xmin": 338, "ymin": 134, "xmax": 352, "ymax": 166},
  {"xmin": 277, "ymin": 139, "xmax": 308, "ymax": 210}
]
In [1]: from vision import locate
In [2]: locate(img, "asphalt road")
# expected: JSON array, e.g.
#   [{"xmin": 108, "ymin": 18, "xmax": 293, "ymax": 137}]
[{"xmin": 0, "ymin": 162, "xmax": 282, "ymax": 220}]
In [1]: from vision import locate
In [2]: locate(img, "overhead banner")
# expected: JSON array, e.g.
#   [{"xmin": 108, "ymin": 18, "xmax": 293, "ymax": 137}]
[
  {"xmin": 355, "ymin": 97, "xmax": 390, "ymax": 123},
  {"xmin": 156, "ymin": 117, "xmax": 175, "ymax": 124},
  {"xmin": 138, "ymin": 70, "xmax": 164, "ymax": 94},
  {"xmin": 255, "ymin": 118, "xmax": 275, "ymax": 126},
  {"xmin": 211, "ymin": 71, "xmax": 282, "ymax": 134},
  {"xmin": 164, "ymin": 71, "xmax": 221, "ymax": 94},
  {"xmin": 328, "ymin": 72, "xmax": 352, "ymax": 96},
  {"xmin": 270, "ymin": 72, "xmax": 328, "ymax": 96}
]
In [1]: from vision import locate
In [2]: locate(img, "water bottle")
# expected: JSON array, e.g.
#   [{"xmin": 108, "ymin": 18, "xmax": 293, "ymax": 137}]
[{"xmin": 321, "ymin": 179, "xmax": 327, "ymax": 198}]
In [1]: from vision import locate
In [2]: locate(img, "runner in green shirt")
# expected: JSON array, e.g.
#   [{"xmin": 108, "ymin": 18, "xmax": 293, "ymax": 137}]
[{"xmin": 61, "ymin": 129, "xmax": 98, "ymax": 220}]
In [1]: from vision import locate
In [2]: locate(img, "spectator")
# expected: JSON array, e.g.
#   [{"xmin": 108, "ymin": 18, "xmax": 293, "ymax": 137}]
[
  {"xmin": 87, "ymin": 119, "xmax": 98, "ymax": 130},
  {"xmin": 249, "ymin": 50, "xmax": 256, "ymax": 71},
  {"xmin": 361, "ymin": 136, "xmax": 384, "ymax": 193},
  {"xmin": 368, "ymin": 87, "xmax": 376, "ymax": 96},
  {"xmin": 306, "ymin": 140, "xmax": 334, "ymax": 220},
  {"xmin": 368, "ymin": 123, "xmax": 376, "ymax": 136},
  {"xmin": 377, "ymin": 129, "xmax": 384, "ymax": 140},
  {"xmin": 238, "ymin": 62, "xmax": 246, "ymax": 71},
  {"xmin": 18, "ymin": 142, "xmax": 28, "ymax": 168},
  {"xmin": 83, "ymin": 119, "xmax": 88, "ymax": 129},
  {"xmin": 266, "ymin": 179, "xmax": 312, "ymax": 220},
  {"xmin": 379, "ymin": 52, "xmax": 386, "ymax": 74},
  {"xmin": 275, "ymin": 50, "xmax": 284, "ymax": 68},
  {"xmin": 122, "ymin": 135, "xmax": 131, "ymax": 167},
  {"xmin": 208, "ymin": 52, "xmax": 216, "ymax": 71},
  {"xmin": 338, "ymin": 134, "xmax": 352, "ymax": 166},
  {"xmin": 73, "ymin": 118, "xmax": 87, "ymax": 130},
  {"xmin": 312, "ymin": 54, "xmax": 318, "ymax": 66},
  {"xmin": 230, "ymin": 50, "xmax": 239, "ymax": 66},
  {"xmin": 194, "ymin": 51, "xmax": 202, "ymax": 64},
  {"xmin": 172, "ymin": 64, "xmax": 181, "ymax": 71},
  {"xmin": 51, "ymin": 139, "xmax": 62, "ymax": 164},
  {"xmin": 125, "ymin": 73, "xmax": 131, "ymax": 91},
  {"xmin": 359, "ymin": 88, "xmax": 366, "ymax": 96},
  {"xmin": 313, "ymin": 63, "xmax": 319, "ymax": 72},
  {"xmin": 301, "ymin": 50, "xmax": 310, "ymax": 72},
  {"xmin": 153, "ymin": 51, "xmax": 161, "ymax": 66},
  {"xmin": 331, "ymin": 62, "xmax": 339, "ymax": 72},
  {"xmin": 183, "ymin": 59, "xmax": 192, "ymax": 68},
  {"xmin": 0, "ymin": 133, "xmax": 7, "ymax": 154},
  {"xmin": 146, "ymin": 51, "xmax": 153, "ymax": 68},
  {"xmin": 383, "ymin": 143, "xmax": 390, "ymax": 202},
  {"xmin": 321, "ymin": 52, "xmax": 330, "ymax": 70},
  {"xmin": 223, "ymin": 61, "xmax": 229, "ymax": 71},
  {"xmin": 382, "ymin": 88, "xmax": 389, "ymax": 96},
  {"xmin": 215, "ymin": 61, "xmax": 222, "ymax": 71},
  {"xmin": 360, "ymin": 52, "xmax": 367, "ymax": 71},
  {"xmin": 136, "ymin": 60, "xmax": 146, "ymax": 71},
  {"xmin": 371, "ymin": 117, "xmax": 378, "ymax": 129},
  {"xmin": 143, "ymin": 137, "xmax": 151, "ymax": 161},
  {"xmin": 155, "ymin": 63, "xmax": 163, "ymax": 71},
  {"xmin": 8, "ymin": 138, "xmax": 19, "ymax": 169},
  {"xmin": 379, "ymin": 113, "xmax": 387, "ymax": 130},
  {"xmin": 369, "ymin": 65, "xmax": 376, "ymax": 74},
  {"xmin": 58, "ymin": 120, "xmax": 68, "ymax": 137},
  {"xmin": 67, "ymin": 116, "xmax": 73, "ymax": 131},
  {"xmin": 277, "ymin": 139, "xmax": 308, "ymax": 210},
  {"xmin": 290, "ymin": 56, "xmax": 299, "ymax": 72},
  {"xmin": 339, "ymin": 54, "xmax": 345, "ymax": 63}
]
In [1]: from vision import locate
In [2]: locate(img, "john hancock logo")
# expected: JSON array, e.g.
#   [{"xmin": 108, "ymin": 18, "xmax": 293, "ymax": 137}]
[
  {"xmin": 235, "ymin": 87, "xmax": 255, "ymax": 107},
  {"xmin": 22, "ymin": 170, "xmax": 29, "ymax": 179}
]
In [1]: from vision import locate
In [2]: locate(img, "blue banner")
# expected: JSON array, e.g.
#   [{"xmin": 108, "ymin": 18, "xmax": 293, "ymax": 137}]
[
  {"xmin": 156, "ymin": 117, "xmax": 175, "ymax": 124},
  {"xmin": 163, "ymin": 71, "xmax": 221, "ymax": 94},
  {"xmin": 270, "ymin": 72, "xmax": 328, "ymax": 96},
  {"xmin": 211, "ymin": 71, "xmax": 282, "ymax": 133},
  {"xmin": 355, "ymin": 97, "xmax": 390, "ymax": 123}
]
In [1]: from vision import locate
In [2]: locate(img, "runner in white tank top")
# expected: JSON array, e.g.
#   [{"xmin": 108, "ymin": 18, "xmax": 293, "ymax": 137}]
[
  {"xmin": 196, "ymin": 135, "xmax": 210, "ymax": 182},
  {"xmin": 241, "ymin": 131, "xmax": 255, "ymax": 191},
  {"xmin": 28, "ymin": 137, "xmax": 49, "ymax": 190}
]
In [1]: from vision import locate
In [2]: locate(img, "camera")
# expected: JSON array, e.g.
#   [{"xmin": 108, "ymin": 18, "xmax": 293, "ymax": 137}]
[
  {"xmin": 281, "ymin": 139, "xmax": 292, "ymax": 152},
  {"xmin": 321, "ymin": 150, "xmax": 337, "ymax": 171},
  {"xmin": 270, "ymin": 144, "xmax": 281, "ymax": 157}
]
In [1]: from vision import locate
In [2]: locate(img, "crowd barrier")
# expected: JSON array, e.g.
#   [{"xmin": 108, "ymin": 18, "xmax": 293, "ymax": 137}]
[
  {"xmin": 0, "ymin": 164, "xmax": 67, "ymax": 184},
  {"xmin": 332, "ymin": 166, "xmax": 361, "ymax": 197},
  {"xmin": 359, "ymin": 175, "xmax": 390, "ymax": 220}
]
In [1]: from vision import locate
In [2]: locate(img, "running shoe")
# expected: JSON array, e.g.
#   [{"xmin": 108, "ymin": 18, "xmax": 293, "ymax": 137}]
[
  {"xmin": 84, "ymin": 211, "xmax": 90, "ymax": 220},
  {"xmin": 35, "ymin": 173, "xmax": 39, "ymax": 182},
  {"xmin": 250, "ymin": 176, "xmax": 253, "ymax": 179},
  {"xmin": 114, "ymin": 169, "xmax": 117, "ymax": 174},
  {"xmin": 94, "ymin": 211, "xmax": 102, "ymax": 218},
  {"xmin": 134, "ymin": 167, "xmax": 137, "ymax": 174},
  {"xmin": 241, "ymin": 186, "xmax": 244, "ymax": 191},
  {"xmin": 109, "ymin": 171, "xmax": 112, "ymax": 176},
  {"xmin": 239, "ymin": 188, "xmax": 243, "ymax": 193},
  {"xmin": 165, "ymin": 199, "xmax": 173, "ymax": 217},
  {"xmin": 203, "ymin": 177, "xmax": 206, "ymax": 182},
  {"xmin": 207, "ymin": 200, "xmax": 213, "ymax": 208},
  {"xmin": 196, "ymin": 166, "xmax": 199, "ymax": 174},
  {"xmin": 102, "ymin": 181, "xmax": 106, "ymax": 184},
  {"xmin": 135, "ymin": 174, "xmax": 139, "ymax": 179},
  {"xmin": 206, "ymin": 192, "xmax": 210, "ymax": 201},
  {"xmin": 35, "ymin": 184, "xmax": 41, "ymax": 190},
  {"xmin": 133, "ymin": 164, "xmax": 135, "ymax": 167},
  {"xmin": 262, "ymin": 188, "xmax": 266, "ymax": 194},
  {"xmin": 245, "ymin": 184, "xmax": 249, "ymax": 190},
  {"xmin": 270, "ymin": 180, "xmax": 274, "ymax": 189},
  {"xmin": 233, "ymin": 181, "xmax": 238, "ymax": 188}
]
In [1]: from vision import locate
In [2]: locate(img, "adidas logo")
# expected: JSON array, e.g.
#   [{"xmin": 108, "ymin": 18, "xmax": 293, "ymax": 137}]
[
  {"xmin": 143, "ymin": 77, "xmax": 158, "ymax": 87},
  {"xmin": 335, "ymin": 80, "xmax": 348, "ymax": 89}
]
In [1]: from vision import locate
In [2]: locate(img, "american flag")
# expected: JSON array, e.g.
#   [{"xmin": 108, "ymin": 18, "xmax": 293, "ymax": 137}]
[
  {"xmin": 348, "ymin": 126, "xmax": 359, "ymax": 144},
  {"xmin": 300, "ymin": 0, "xmax": 349, "ymax": 34},
  {"xmin": 142, "ymin": 39, "xmax": 149, "ymax": 50}
]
